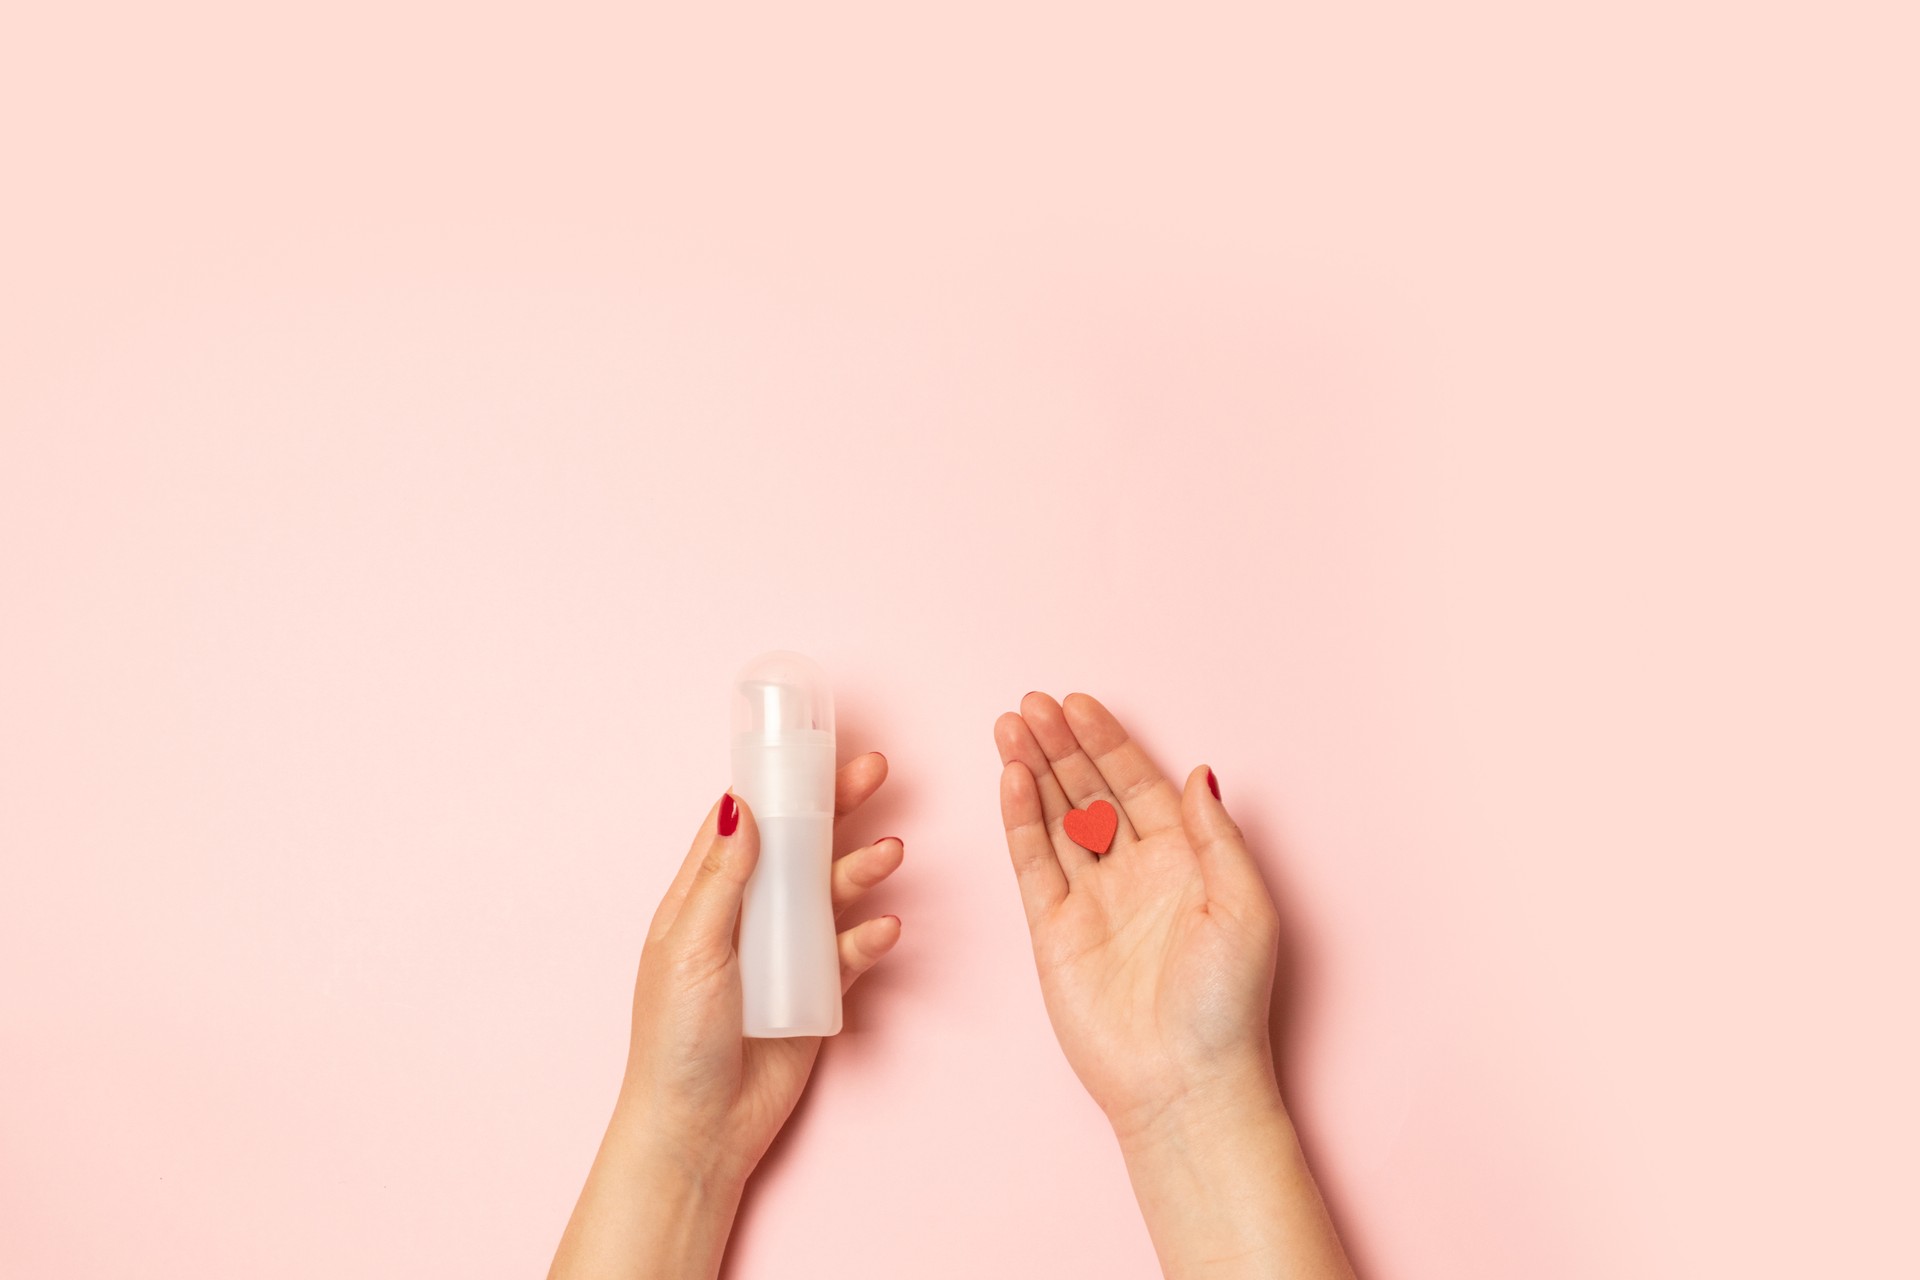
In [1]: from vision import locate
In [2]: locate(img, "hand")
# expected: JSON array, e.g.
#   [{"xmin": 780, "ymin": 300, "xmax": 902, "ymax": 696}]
[
  {"xmin": 995, "ymin": 693, "xmax": 1354, "ymax": 1278},
  {"xmin": 621, "ymin": 755, "xmax": 903, "ymax": 1182},
  {"xmin": 551, "ymin": 755, "xmax": 904, "ymax": 1280},
  {"xmin": 994, "ymin": 693, "xmax": 1281, "ymax": 1140}
]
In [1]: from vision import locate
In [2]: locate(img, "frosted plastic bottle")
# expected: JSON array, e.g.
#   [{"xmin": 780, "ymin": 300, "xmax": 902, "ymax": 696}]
[{"xmin": 732, "ymin": 651, "xmax": 842, "ymax": 1037}]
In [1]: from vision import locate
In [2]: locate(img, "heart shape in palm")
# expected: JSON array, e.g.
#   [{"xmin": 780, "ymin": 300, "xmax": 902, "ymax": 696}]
[{"xmin": 1063, "ymin": 799, "xmax": 1118, "ymax": 855}]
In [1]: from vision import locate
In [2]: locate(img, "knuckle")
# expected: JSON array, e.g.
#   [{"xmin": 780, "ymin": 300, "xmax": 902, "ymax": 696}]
[{"xmin": 669, "ymin": 945, "xmax": 724, "ymax": 986}]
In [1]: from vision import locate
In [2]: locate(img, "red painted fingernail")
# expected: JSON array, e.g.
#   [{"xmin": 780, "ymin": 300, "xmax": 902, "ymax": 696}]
[
  {"xmin": 718, "ymin": 792, "xmax": 739, "ymax": 836},
  {"xmin": 1207, "ymin": 768, "xmax": 1221, "ymax": 800}
]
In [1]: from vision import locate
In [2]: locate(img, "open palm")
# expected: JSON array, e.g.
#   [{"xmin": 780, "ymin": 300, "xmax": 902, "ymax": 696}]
[{"xmin": 994, "ymin": 693, "xmax": 1281, "ymax": 1139}]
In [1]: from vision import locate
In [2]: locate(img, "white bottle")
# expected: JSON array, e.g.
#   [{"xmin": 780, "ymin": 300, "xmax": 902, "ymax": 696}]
[{"xmin": 732, "ymin": 651, "xmax": 842, "ymax": 1037}]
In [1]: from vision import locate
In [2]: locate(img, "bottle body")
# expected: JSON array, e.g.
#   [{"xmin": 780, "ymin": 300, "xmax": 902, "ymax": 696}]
[{"xmin": 731, "ymin": 654, "xmax": 841, "ymax": 1038}]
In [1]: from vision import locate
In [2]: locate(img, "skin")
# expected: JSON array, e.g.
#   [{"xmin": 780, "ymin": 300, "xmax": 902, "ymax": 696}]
[
  {"xmin": 549, "ymin": 751, "xmax": 902, "ymax": 1280},
  {"xmin": 553, "ymin": 696, "xmax": 1355, "ymax": 1278},
  {"xmin": 994, "ymin": 692, "xmax": 1355, "ymax": 1279}
]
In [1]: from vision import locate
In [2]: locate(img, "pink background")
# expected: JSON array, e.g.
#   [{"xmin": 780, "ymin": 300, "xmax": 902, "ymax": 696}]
[{"xmin": 3, "ymin": 3, "xmax": 1916, "ymax": 1276}]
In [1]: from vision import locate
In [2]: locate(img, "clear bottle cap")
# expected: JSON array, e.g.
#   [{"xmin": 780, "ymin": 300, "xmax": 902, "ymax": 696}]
[{"xmin": 732, "ymin": 650, "xmax": 834, "ymax": 738}]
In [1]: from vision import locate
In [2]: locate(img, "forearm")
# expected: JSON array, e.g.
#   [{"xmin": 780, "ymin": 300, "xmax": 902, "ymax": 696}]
[
  {"xmin": 549, "ymin": 1107, "xmax": 746, "ymax": 1280},
  {"xmin": 1115, "ymin": 1077, "xmax": 1355, "ymax": 1280}
]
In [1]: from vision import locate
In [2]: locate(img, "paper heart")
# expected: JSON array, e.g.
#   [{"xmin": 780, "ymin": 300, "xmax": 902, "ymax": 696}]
[{"xmin": 1063, "ymin": 799, "xmax": 1118, "ymax": 855}]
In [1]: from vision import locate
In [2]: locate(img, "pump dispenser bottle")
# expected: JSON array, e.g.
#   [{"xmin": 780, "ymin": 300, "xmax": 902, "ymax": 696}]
[{"xmin": 732, "ymin": 651, "xmax": 841, "ymax": 1037}]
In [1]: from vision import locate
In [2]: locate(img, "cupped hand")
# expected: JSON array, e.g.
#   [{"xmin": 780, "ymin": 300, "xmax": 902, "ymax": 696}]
[
  {"xmin": 994, "ymin": 693, "xmax": 1282, "ymax": 1141},
  {"xmin": 618, "ymin": 753, "xmax": 904, "ymax": 1187}
]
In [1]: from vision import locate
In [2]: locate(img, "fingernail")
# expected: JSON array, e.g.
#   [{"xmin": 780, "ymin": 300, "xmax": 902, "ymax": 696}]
[
  {"xmin": 878, "ymin": 836, "xmax": 903, "ymax": 849},
  {"xmin": 1206, "ymin": 768, "xmax": 1221, "ymax": 800},
  {"xmin": 718, "ymin": 792, "xmax": 739, "ymax": 836}
]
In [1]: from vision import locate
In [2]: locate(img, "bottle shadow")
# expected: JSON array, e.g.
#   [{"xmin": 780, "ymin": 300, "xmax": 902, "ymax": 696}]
[{"xmin": 718, "ymin": 709, "xmax": 910, "ymax": 1279}]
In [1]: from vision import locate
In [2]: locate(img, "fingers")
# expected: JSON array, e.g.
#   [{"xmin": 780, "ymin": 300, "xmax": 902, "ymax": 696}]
[
  {"xmin": 994, "ymin": 708, "xmax": 1096, "ymax": 879},
  {"xmin": 1180, "ymin": 765, "xmax": 1274, "ymax": 918},
  {"xmin": 835, "ymin": 751, "xmax": 888, "ymax": 816},
  {"xmin": 999, "ymin": 761, "xmax": 1070, "ymax": 925},
  {"xmin": 833, "ymin": 836, "xmax": 904, "ymax": 915},
  {"xmin": 650, "ymin": 754, "xmax": 886, "ymax": 943},
  {"xmin": 1020, "ymin": 691, "xmax": 1139, "ymax": 847},
  {"xmin": 838, "ymin": 914, "xmax": 902, "ymax": 992},
  {"xmin": 1059, "ymin": 693, "xmax": 1186, "ymax": 838},
  {"xmin": 669, "ymin": 792, "xmax": 760, "ymax": 961}
]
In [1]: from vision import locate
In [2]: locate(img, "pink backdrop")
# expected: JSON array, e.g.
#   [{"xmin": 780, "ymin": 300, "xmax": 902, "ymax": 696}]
[{"xmin": 3, "ymin": 3, "xmax": 1916, "ymax": 1277}]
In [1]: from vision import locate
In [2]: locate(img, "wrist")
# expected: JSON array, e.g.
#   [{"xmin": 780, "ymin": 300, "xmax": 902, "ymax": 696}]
[
  {"xmin": 1110, "ymin": 1068, "xmax": 1324, "ymax": 1280},
  {"xmin": 1109, "ymin": 1058, "xmax": 1288, "ymax": 1158},
  {"xmin": 549, "ymin": 1102, "xmax": 748, "ymax": 1280},
  {"xmin": 606, "ymin": 1094, "xmax": 755, "ymax": 1203}
]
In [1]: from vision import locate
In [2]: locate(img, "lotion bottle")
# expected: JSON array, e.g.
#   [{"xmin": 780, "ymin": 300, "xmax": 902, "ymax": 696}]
[{"xmin": 731, "ymin": 651, "xmax": 841, "ymax": 1037}]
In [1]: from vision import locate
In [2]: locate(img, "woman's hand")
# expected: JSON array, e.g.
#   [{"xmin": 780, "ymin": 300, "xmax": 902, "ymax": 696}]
[
  {"xmin": 994, "ymin": 693, "xmax": 1279, "ymax": 1140},
  {"xmin": 995, "ymin": 694, "xmax": 1353, "ymax": 1280},
  {"xmin": 551, "ymin": 754, "xmax": 904, "ymax": 1280}
]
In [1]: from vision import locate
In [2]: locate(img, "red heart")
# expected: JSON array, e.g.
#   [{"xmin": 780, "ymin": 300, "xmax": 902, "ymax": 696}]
[{"xmin": 1063, "ymin": 799, "xmax": 1118, "ymax": 855}]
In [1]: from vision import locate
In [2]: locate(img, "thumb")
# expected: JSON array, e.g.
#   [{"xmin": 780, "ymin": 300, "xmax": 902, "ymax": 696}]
[
  {"xmin": 1181, "ymin": 764, "xmax": 1272, "ymax": 915},
  {"xmin": 669, "ymin": 790, "xmax": 760, "ymax": 959}
]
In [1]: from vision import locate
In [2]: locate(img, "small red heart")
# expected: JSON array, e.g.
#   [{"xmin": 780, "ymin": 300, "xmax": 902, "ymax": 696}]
[{"xmin": 1063, "ymin": 799, "xmax": 1118, "ymax": 855}]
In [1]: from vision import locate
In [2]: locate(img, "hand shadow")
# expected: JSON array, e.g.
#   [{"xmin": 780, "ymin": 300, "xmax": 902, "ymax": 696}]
[{"xmin": 1239, "ymin": 800, "xmax": 1373, "ymax": 1280}]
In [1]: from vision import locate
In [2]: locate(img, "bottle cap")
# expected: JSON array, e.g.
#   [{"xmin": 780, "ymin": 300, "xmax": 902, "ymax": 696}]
[{"xmin": 732, "ymin": 650, "xmax": 835, "ymax": 739}]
